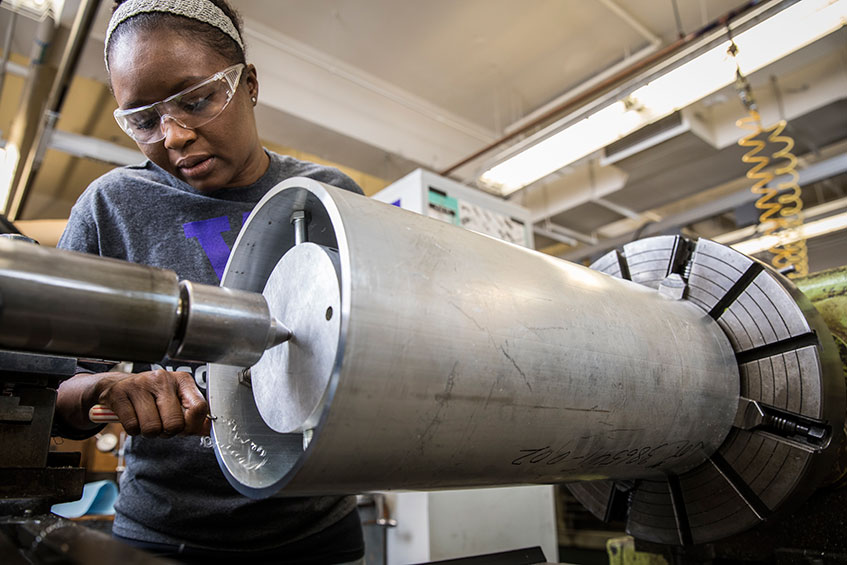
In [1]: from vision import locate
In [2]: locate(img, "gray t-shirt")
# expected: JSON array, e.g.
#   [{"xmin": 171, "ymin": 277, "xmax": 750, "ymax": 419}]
[{"xmin": 58, "ymin": 151, "xmax": 361, "ymax": 551}]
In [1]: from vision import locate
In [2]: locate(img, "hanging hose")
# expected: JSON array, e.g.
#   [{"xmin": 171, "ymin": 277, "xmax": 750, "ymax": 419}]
[
  {"xmin": 737, "ymin": 110, "xmax": 776, "ymax": 221},
  {"xmin": 767, "ymin": 119, "xmax": 809, "ymax": 277},
  {"xmin": 731, "ymin": 32, "xmax": 808, "ymax": 278}
]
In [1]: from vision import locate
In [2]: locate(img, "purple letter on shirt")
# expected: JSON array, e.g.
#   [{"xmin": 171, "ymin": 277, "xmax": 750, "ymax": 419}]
[{"xmin": 182, "ymin": 216, "xmax": 232, "ymax": 280}]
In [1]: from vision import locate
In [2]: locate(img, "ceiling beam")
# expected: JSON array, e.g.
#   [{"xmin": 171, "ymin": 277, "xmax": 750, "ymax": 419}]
[
  {"xmin": 560, "ymin": 151, "xmax": 847, "ymax": 262},
  {"xmin": 243, "ymin": 17, "xmax": 496, "ymax": 172},
  {"xmin": 521, "ymin": 163, "xmax": 629, "ymax": 224},
  {"xmin": 522, "ymin": 44, "xmax": 846, "ymax": 234},
  {"xmin": 713, "ymin": 194, "xmax": 847, "ymax": 245},
  {"xmin": 690, "ymin": 44, "xmax": 847, "ymax": 150},
  {"xmin": 598, "ymin": 0, "xmax": 662, "ymax": 46},
  {"xmin": 48, "ymin": 129, "xmax": 143, "ymax": 165},
  {"xmin": 534, "ymin": 221, "xmax": 596, "ymax": 246}
]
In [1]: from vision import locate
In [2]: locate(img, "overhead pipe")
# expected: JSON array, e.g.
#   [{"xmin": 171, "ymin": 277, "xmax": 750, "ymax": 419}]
[
  {"xmin": 7, "ymin": 0, "xmax": 102, "ymax": 221},
  {"xmin": 1, "ymin": 13, "xmax": 58, "ymax": 216},
  {"xmin": 0, "ymin": 11, "xmax": 18, "ymax": 100}
]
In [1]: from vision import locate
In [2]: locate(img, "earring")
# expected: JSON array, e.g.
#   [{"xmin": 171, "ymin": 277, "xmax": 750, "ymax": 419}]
[{"xmin": 251, "ymin": 97, "xmax": 257, "ymax": 104}]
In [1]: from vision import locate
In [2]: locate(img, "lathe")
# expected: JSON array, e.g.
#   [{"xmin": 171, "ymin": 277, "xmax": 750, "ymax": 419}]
[{"xmin": 1, "ymin": 177, "xmax": 844, "ymax": 562}]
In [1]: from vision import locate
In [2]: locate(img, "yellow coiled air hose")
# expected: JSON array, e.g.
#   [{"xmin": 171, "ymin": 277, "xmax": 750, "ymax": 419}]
[{"xmin": 735, "ymin": 107, "xmax": 809, "ymax": 277}]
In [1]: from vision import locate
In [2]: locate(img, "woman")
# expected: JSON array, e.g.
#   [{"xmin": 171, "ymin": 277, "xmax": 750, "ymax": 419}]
[{"xmin": 55, "ymin": 1, "xmax": 365, "ymax": 562}]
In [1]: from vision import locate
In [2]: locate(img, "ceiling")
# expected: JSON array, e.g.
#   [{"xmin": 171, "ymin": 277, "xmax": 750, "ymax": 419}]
[
  {"xmin": 1, "ymin": 0, "xmax": 845, "ymax": 268},
  {"xmin": 58, "ymin": 0, "xmax": 765, "ymax": 178}
]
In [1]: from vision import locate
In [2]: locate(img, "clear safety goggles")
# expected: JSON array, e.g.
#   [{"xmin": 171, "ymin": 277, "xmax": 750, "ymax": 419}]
[{"xmin": 113, "ymin": 63, "xmax": 245, "ymax": 144}]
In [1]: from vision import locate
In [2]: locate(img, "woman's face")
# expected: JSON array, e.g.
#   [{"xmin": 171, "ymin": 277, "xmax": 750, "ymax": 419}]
[{"xmin": 109, "ymin": 27, "xmax": 266, "ymax": 193}]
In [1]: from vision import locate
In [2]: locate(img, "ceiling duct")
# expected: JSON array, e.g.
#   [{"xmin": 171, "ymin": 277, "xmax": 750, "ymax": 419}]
[{"xmin": 601, "ymin": 111, "xmax": 689, "ymax": 166}]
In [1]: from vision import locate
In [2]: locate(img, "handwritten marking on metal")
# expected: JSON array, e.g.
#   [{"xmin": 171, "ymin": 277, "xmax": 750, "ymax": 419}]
[
  {"xmin": 217, "ymin": 417, "xmax": 269, "ymax": 471},
  {"xmin": 511, "ymin": 439, "xmax": 706, "ymax": 473}
]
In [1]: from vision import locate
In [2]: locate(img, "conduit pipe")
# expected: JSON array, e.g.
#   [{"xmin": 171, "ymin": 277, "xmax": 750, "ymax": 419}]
[{"xmin": 8, "ymin": 0, "xmax": 101, "ymax": 220}]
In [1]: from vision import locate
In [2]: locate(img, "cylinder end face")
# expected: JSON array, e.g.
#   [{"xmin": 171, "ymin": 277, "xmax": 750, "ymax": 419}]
[
  {"xmin": 251, "ymin": 242, "xmax": 341, "ymax": 433},
  {"xmin": 209, "ymin": 179, "xmax": 342, "ymax": 496}
]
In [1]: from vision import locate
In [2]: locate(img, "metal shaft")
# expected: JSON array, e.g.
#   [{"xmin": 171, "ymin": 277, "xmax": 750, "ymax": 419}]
[{"xmin": 0, "ymin": 238, "xmax": 287, "ymax": 366}]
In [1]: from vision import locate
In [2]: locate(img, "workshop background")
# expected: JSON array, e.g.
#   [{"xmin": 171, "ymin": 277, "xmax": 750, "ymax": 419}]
[{"xmin": 0, "ymin": 1, "xmax": 845, "ymax": 564}]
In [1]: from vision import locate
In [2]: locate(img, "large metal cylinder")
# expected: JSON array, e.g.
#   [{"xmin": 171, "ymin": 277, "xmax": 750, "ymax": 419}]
[
  {"xmin": 0, "ymin": 238, "xmax": 283, "ymax": 366},
  {"xmin": 209, "ymin": 178, "xmax": 740, "ymax": 497}
]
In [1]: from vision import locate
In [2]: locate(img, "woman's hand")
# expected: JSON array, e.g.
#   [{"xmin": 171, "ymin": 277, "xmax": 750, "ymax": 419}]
[
  {"xmin": 94, "ymin": 370, "xmax": 210, "ymax": 437},
  {"xmin": 57, "ymin": 370, "xmax": 211, "ymax": 437}
]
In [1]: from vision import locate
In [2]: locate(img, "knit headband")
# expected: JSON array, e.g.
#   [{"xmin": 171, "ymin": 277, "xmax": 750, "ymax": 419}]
[{"xmin": 104, "ymin": 0, "xmax": 244, "ymax": 68}]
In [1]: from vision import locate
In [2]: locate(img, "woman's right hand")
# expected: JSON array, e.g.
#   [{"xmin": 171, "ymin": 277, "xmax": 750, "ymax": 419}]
[
  {"xmin": 94, "ymin": 370, "xmax": 210, "ymax": 437},
  {"xmin": 57, "ymin": 369, "xmax": 210, "ymax": 437}
]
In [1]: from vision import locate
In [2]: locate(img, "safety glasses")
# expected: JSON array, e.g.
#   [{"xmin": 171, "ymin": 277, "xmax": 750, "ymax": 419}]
[{"xmin": 113, "ymin": 63, "xmax": 245, "ymax": 144}]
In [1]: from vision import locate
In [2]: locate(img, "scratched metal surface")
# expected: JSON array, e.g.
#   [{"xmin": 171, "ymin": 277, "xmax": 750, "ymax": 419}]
[
  {"xmin": 210, "ymin": 179, "xmax": 739, "ymax": 497},
  {"xmin": 251, "ymin": 242, "xmax": 341, "ymax": 434}
]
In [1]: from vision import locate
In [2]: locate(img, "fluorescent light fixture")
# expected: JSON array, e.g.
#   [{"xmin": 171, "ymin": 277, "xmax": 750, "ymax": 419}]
[
  {"xmin": 480, "ymin": 0, "xmax": 847, "ymax": 196},
  {"xmin": 479, "ymin": 101, "xmax": 641, "ymax": 195},
  {"xmin": 731, "ymin": 210, "xmax": 847, "ymax": 255},
  {"xmin": 3, "ymin": 0, "xmax": 65, "ymax": 22}
]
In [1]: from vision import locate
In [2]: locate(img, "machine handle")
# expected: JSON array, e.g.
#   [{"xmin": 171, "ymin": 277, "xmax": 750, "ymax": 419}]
[{"xmin": 89, "ymin": 404, "xmax": 120, "ymax": 423}]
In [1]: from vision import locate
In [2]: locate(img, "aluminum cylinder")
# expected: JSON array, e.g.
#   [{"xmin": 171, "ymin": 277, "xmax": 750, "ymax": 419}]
[{"xmin": 209, "ymin": 179, "xmax": 741, "ymax": 498}]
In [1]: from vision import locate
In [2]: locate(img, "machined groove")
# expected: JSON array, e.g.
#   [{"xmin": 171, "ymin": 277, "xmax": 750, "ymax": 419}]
[
  {"xmin": 752, "ymin": 424, "xmax": 829, "ymax": 453},
  {"xmin": 709, "ymin": 452, "xmax": 771, "ymax": 521},
  {"xmin": 567, "ymin": 481, "xmax": 615, "ymax": 524},
  {"xmin": 666, "ymin": 235, "xmax": 690, "ymax": 277},
  {"xmin": 667, "ymin": 474, "xmax": 693, "ymax": 546},
  {"xmin": 604, "ymin": 481, "xmax": 633, "ymax": 522},
  {"xmin": 707, "ymin": 262, "xmax": 764, "ymax": 320},
  {"xmin": 734, "ymin": 332, "xmax": 819, "ymax": 365},
  {"xmin": 615, "ymin": 250, "xmax": 632, "ymax": 281}
]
